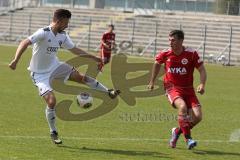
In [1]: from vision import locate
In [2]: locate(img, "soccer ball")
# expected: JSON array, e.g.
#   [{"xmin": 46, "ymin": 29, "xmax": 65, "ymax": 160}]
[{"xmin": 76, "ymin": 92, "xmax": 93, "ymax": 108}]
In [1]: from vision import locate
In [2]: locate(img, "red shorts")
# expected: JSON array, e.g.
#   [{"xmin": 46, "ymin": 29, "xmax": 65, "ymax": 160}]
[
  {"xmin": 165, "ymin": 87, "xmax": 201, "ymax": 108},
  {"xmin": 100, "ymin": 48, "xmax": 111, "ymax": 59}
]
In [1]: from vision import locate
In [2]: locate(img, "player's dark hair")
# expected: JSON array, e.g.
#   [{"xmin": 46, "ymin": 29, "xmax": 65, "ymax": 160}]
[
  {"xmin": 109, "ymin": 24, "xmax": 114, "ymax": 30},
  {"xmin": 169, "ymin": 30, "xmax": 184, "ymax": 40},
  {"xmin": 53, "ymin": 9, "xmax": 71, "ymax": 21}
]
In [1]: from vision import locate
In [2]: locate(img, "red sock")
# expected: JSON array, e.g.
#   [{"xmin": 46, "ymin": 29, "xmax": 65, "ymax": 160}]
[
  {"xmin": 176, "ymin": 127, "xmax": 182, "ymax": 136},
  {"xmin": 178, "ymin": 115, "xmax": 191, "ymax": 140},
  {"xmin": 97, "ymin": 62, "xmax": 104, "ymax": 72}
]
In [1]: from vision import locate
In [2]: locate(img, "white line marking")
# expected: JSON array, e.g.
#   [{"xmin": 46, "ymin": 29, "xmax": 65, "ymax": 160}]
[
  {"xmin": 230, "ymin": 129, "xmax": 240, "ymax": 142},
  {"xmin": 0, "ymin": 135, "xmax": 237, "ymax": 143}
]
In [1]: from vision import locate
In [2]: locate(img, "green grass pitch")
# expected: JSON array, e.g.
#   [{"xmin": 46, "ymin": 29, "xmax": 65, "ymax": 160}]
[{"xmin": 0, "ymin": 44, "xmax": 240, "ymax": 160}]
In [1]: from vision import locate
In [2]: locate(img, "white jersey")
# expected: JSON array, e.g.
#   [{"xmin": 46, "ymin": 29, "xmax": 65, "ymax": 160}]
[{"xmin": 27, "ymin": 26, "xmax": 74, "ymax": 73}]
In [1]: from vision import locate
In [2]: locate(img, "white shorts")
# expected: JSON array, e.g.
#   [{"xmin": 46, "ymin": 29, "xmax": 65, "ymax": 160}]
[{"xmin": 30, "ymin": 63, "xmax": 75, "ymax": 96}]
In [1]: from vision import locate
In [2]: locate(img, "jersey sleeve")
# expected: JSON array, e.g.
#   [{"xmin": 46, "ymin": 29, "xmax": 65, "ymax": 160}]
[
  {"xmin": 193, "ymin": 51, "xmax": 203, "ymax": 68},
  {"xmin": 62, "ymin": 34, "xmax": 75, "ymax": 49},
  {"xmin": 28, "ymin": 29, "xmax": 45, "ymax": 44},
  {"xmin": 155, "ymin": 51, "xmax": 166, "ymax": 64}
]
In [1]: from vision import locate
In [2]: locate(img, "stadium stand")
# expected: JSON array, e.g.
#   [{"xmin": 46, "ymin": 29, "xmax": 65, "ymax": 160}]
[{"xmin": 0, "ymin": 6, "xmax": 240, "ymax": 65}]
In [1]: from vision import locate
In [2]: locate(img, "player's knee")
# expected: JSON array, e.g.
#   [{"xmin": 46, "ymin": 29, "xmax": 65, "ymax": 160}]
[
  {"xmin": 48, "ymin": 101, "xmax": 56, "ymax": 108},
  {"xmin": 174, "ymin": 98, "xmax": 187, "ymax": 114},
  {"xmin": 47, "ymin": 98, "xmax": 56, "ymax": 108},
  {"xmin": 178, "ymin": 104, "xmax": 188, "ymax": 114},
  {"xmin": 44, "ymin": 92, "xmax": 56, "ymax": 108}
]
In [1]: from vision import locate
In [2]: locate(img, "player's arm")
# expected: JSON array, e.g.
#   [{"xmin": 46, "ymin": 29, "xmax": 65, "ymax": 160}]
[
  {"xmin": 148, "ymin": 61, "xmax": 161, "ymax": 90},
  {"xmin": 101, "ymin": 34, "xmax": 110, "ymax": 49},
  {"xmin": 68, "ymin": 47, "xmax": 101, "ymax": 63},
  {"xmin": 63, "ymin": 33, "xmax": 101, "ymax": 63},
  {"xmin": 9, "ymin": 28, "xmax": 44, "ymax": 70},
  {"xmin": 9, "ymin": 39, "xmax": 32, "ymax": 70},
  {"xmin": 196, "ymin": 64, "xmax": 207, "ymax": 95},
  {"xmin": 101, "ymin": 40, "xmax": 110, "ymax": 49}
]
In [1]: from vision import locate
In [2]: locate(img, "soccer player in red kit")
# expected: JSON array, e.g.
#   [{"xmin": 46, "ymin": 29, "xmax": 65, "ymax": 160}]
[
  {"xmin": 148, "ymin": 30, "xmax": 207, "ymax": 149},
  {"xmin": 98, "ymin": 24, "xmax": 116, "ymax": 71}
]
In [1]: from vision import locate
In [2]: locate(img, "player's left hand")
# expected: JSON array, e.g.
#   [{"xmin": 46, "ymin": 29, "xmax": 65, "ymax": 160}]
[{"xmin": 197, "ymin": 84, "xmax": 205, "ymax": 95}]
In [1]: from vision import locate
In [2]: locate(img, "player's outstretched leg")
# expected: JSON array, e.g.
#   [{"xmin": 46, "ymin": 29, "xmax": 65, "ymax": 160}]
[
  {"xmin": 83, "ymin": 76, "xmax": 121, "ymax": 99},
  {"xmin": 44, "ymin": 92, "xmax": 62, "ymax": 144},
  {"xmin": 69, "ymin": 71, "xmax": 120, "ymax": 99}
]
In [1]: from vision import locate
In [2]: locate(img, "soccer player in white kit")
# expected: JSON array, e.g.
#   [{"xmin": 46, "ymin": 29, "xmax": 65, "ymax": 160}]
[{"xmin": 9, "ymin": 9, "xmax": 120, "ymax": 144}]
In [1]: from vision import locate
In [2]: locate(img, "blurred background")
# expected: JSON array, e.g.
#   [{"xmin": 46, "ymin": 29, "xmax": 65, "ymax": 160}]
[{"xmin": 1, "ymin": 0, "xmax": 240, "ymax": 65}]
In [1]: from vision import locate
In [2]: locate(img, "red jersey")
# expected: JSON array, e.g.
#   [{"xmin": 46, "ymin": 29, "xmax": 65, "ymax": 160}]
[
  {"xmin": 155, "ymin": 47, "xmax": 203, "ymax": 88},
  {"xmin": 101, "ymin": 32, "xmax": 115, "ymax": 52}
]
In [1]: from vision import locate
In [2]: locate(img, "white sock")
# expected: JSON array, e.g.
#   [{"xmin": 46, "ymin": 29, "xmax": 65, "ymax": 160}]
[
  {"xmin": 85, "ymin": 76, "xmax": 108, "ymax": 92},
  {"xmin": 45, "ymin": 107, "xmax": 57, "ymax": 133}
]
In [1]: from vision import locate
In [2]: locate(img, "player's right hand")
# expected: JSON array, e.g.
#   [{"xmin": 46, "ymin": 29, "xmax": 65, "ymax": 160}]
[
  {"xmin": 9, "ymin": 60, "xmax": 17, "ymax": 70},
  {"xmin": 148, "ymin": 81, "xmax": 154, "ymax": 90},
  {"xmin": 197, "ymin": 84, "xmax": 205, "ymax": 95}
]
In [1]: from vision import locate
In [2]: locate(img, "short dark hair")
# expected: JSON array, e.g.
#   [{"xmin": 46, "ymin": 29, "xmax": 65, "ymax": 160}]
[
  {"xmin": 169, "ymin": 30, "xmax": 184, "ymax": 40},
  {"xmin": 108, "ymin": 24, "xmax": 114, "ymax": 30},
  {"xmin": 53, "ymin": 9, "xmax": 71, "ymax": 21}
]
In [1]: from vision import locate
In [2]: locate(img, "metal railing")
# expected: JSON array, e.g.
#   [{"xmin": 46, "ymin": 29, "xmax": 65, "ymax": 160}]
[
  {"xmin": 1, "ymin": 1, "xmax": 240, "ymax": 16},
  {"xmin": 215, "ymin": 26, "xmax": 233, "ymax": 66},
  {"xmin": 37, "ymin": 0, "xmax": 240, "ymax": 16},
  {"xmin": 197, "ymin": 25, "xmax": 207, "ymax": 61},
  {"xmin": 0, "ymin": 7, "xmax": 239, "ymax": 65}
]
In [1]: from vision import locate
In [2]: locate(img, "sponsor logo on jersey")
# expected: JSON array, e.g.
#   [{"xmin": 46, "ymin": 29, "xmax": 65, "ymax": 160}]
[
  {"xmin": 181, "ymin": 58, "xmax": 188, "ymax": 65},
  {"xmin": 167, "ymin": 67, "xmax": 187, "ymax": 75},
  {"xmin": 47, "ymin": 47, "xmax": 58, "ymax": 53}
]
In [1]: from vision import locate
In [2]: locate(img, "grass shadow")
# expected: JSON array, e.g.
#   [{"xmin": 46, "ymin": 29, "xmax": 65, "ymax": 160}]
[
  {"xmin": 193, "ymin": 149, "xmax": 240, "ymax": 157},
  {"xmin": 58, "ymin": 145, "xmax": 171, "ymax": 159}
]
